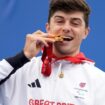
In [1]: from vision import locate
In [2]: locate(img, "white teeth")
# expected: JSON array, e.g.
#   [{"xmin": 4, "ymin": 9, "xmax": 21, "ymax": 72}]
[{"xmin": 63, "ymin": 36, "xmax": 73, "ymax": 41}]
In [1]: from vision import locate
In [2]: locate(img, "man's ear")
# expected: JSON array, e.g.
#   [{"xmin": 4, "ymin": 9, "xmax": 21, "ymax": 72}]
[
  {"xmin": 83, "ymin": 27, "xmax": 90, "ymax": 39},
  {"xmin": 46, "ymin": 23, "xmax": 50, "ymax": 33}
]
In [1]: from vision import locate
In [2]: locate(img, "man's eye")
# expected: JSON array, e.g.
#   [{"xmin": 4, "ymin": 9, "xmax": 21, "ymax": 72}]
[
  {"xmin": 73, "ymin": 22, "xmax": 79, "ymax": 25},
  {"xmin": 55, "ymin": 19, "xmax": 64, "ymax": 23},
  {"xmin": 71, "ymin": 22, "xmax": 81, "ymax": 26}
]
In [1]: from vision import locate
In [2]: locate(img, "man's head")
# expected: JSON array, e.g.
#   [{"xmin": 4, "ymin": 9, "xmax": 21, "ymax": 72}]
[
  {"xmin": 48, "ymin": 0, "xmax": 90, "ymax": 27},
  {"xmin": 46, "ymin": 0, "xmax": 91, "ymax": 57}
]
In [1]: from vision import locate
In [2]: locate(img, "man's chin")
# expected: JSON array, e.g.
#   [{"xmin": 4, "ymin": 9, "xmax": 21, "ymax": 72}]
[{"xmin": 56, "ymin": 48, "xmax": 72, "ymax": 55}]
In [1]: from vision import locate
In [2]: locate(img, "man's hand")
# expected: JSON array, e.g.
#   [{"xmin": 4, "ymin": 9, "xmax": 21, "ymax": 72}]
[{"xmin": 23, "ymin": 30, "xmax": 55, "ymax": 59}]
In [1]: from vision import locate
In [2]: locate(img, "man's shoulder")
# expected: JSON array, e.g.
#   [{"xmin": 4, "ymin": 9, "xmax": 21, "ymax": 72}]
[
  {"xmin": 25, "ymin": 56, "xmax": 42, "ymax": 67},
  {"xmin": 83, "ymin": 62, "xmax": 105, "ymax": 78},
  {"xmin": 30, "ymin": 56, "xmax": 42, "ymax": 62}
]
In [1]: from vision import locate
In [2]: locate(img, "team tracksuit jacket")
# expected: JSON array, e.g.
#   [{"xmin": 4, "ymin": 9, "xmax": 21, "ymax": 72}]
[{"xmin": 0, "ymin": 51, "xmax": 105, "ymax": 105}]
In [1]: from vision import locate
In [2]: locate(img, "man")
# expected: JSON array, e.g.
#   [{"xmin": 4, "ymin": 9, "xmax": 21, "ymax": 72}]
[{"xmin": 0, "ymin": 0, "xmax": 105, "ymax": 105}]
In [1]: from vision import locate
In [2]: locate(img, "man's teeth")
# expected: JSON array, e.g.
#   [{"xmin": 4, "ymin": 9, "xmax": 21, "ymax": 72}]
[{"xmin": 63, "ymin": 37, "xmax": 73, "ymax": 41}]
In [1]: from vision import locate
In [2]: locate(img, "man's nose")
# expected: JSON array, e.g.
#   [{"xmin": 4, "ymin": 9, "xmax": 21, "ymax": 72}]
[{"xmin": 62, "ymin": 22, "xmax": 71, "ymax": 33}]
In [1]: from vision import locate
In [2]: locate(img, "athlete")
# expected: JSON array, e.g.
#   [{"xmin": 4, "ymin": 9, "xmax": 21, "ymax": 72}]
[{"xmin": 0, "ymin": 0, "xmax": 105, "ymax": 105}]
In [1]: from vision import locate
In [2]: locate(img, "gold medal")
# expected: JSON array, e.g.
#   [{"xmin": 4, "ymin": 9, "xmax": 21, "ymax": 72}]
[{"xmin": 59, "ymin": 71, "xmax": 64, "ymax": 78}]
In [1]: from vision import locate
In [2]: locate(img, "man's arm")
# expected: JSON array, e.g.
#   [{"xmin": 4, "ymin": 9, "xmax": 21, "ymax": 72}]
[
  {"xmin": 0, "ymin": 51, "xmax": 30, "ymax": 85},
  {"xmin": 0, "ymin": 30, "xmax": 55, "ymax": 85}
]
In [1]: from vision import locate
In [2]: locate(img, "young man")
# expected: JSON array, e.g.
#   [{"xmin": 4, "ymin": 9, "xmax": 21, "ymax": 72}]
[{"xmin": 0, "ymin": 0, "xmax": 105, "ymax": 105}]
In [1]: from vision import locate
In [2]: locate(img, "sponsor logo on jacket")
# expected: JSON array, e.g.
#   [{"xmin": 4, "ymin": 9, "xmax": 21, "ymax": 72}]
[{"xmin": 28, "ymin": 79, "xmax": 41, "ymax": 88}]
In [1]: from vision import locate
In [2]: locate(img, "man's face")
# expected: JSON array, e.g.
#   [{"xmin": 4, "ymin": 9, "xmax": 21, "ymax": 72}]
[{"xmin": 46, "ymin": 11, "xmax": 89, "ymax": 57}]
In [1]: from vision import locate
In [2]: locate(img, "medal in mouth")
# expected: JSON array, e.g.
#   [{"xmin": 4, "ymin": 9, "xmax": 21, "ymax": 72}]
[{"xmin": 48, "ymin": 35, "xmax": 73, "ymax": 42}]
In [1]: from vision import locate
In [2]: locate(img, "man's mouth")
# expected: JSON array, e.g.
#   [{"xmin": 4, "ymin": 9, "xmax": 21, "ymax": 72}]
[{"xmin": 62, "ymin": 36, "xmax": 73, "ymax": 41}]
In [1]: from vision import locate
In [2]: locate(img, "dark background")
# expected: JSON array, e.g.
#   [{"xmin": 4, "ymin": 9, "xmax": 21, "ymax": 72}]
[{"xmin": 0, "ymin": 0, "xmax": 105, "ymax": 71}]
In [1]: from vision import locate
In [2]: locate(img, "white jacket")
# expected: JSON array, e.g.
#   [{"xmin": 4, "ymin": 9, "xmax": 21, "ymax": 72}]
[{"xmin": 0, "ymin": 56, "xmax": 105, "ymax": 105}]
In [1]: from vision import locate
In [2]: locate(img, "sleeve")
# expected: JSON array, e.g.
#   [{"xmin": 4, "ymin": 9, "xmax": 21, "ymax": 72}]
[
  {"xmin": 0, "ymin": 59, "xmax": 13, "ymax": 81},
  {"xmin": 0, "ymin": 88, "xmax": 3, "ymax": 105},
  {"xmin": 0, "ymin": 51, "xmax": 30, "ymax": 85}
]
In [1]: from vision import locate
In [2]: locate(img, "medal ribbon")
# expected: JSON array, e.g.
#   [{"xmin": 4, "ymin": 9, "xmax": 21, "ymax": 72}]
[{"xmin": 41, "ymin": 43, "xmax": 93, "ymax": 76}]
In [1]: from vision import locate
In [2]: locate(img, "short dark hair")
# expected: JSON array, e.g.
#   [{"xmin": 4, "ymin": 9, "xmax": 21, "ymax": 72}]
[{"xmin": 48, "ymin": 0, "xmax": 91, "ymax": 27}]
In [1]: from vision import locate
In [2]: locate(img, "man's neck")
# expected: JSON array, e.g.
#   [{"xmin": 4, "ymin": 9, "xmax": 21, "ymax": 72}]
[{"xmin": 53, "ymin": 49, "xmax": 80, "ymax": 58}]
